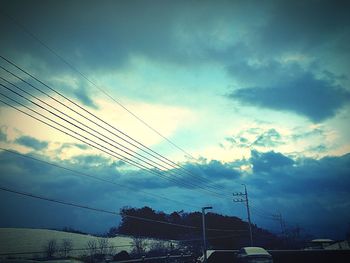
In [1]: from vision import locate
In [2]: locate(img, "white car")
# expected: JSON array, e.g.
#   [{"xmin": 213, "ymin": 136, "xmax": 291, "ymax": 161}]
[{"xmin": 236, "ymin": 247, "xmax": 273, "ymax": 263}]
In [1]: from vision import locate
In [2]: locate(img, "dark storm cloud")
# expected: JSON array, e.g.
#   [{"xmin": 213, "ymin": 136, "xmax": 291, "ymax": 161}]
[
  {"xmin": 0, "ymin": 0, "xmax": 182, "ymax": 72},
  {"xmin": 185, "ymin": 160, "xmax": 240, "ymax": 181},
  {"xmin": 250, "ymin": 150, "xmax": 294, "ymax": 173},
  {"xmin": 289, "ymin": 154, "xmax": 350, "ymax": 195},
  {"xmin": 244, "ymin": 151, "xmax": 350, "ymax": 238},
  {"xmin": 257, "ymin": 0, "xmax": 350, "ymax": 54},
  {"xmin": 15, "ymin": 135, "xmax": 48, "ymax": 150},
  {"xmin": 246, "ymin": 150, "xmax": 350, "ymax": 202},
  {"xmin": 230, "ymin": 71, "xmax": 350, "ymax": 122},
  {"xmin": 1, "ymin": 0, "xmax": 348, "ymax": 69},
  {"xmin": 222, "ymin": 0, "xmax": 350, "ymax": 122}
]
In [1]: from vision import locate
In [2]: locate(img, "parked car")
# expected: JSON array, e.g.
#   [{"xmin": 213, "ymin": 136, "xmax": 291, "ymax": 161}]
[{"xmin": 236, "ymin": 247, "xmax": 273, "ymax": 263}]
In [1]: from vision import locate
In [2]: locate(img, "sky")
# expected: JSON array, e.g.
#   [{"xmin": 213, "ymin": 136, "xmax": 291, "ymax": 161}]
[{"xmin": 0, "ymin": 0, "xmax": 350, "ymax": 240}]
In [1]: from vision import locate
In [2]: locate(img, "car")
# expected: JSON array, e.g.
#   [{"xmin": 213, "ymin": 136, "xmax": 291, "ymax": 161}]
[{"xmin": 236, "ymin": 247, "xmax": 273, "ymax": 263}]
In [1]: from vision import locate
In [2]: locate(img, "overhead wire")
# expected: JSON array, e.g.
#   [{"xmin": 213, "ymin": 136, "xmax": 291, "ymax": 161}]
[
  {"xmin": 0, "ymin": 83, "xmax": 230, "ymax": 199},
  {"xmin": 0, "ymin": 55, "xmax": 230, "ymax": 196},
  {"xmin": 0, "ymin": 76, "xmax": 185, "ymax": 175},
  {"xmin": 0, "ymin": 72, "xmax": 183, "ymax": 174},
  {"xmin": 0, "ymin": 11, "xmax": 233, "ymax": 194},
  {"xmin": 0, "ymin": 9, "xmax": 195, "ymax": 160},
  {"xmin": 0, "ymin": 89, "xmax": 227, "ymax": 199},
  {"xmin": 0, "ymin": 71, "xmax": 227, "ymax": 197},
  {"xmin": 0, "ymin": 92, "xmax": 161, "ymax": 174}
]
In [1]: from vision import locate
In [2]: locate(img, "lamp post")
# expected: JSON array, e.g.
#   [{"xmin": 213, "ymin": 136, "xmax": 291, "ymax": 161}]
[{"xmin": 202, "ymin": 206, "xmax": 212, "ymax": 263}]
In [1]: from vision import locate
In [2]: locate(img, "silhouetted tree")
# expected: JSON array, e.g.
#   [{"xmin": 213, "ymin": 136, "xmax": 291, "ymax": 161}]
[
  {"xmin": 131, "ymin": 237, "xmax": 148, "ymax": 256},
  {"xmin": 98, "ymin": 238, "xmax": 109, "ymax": 255},
  {"xmin": 86, "ymin": 240, "xmax": 97, "ymax": 263},
  {"xmin": 43, "ymin": 239, "xmax": 57, "ymax": 258},
  {"xmin": 60, "ymin": 239, "xmax": 73, "ymax": 258},
  {"xmin": 112, "ymin": 206, "xmax": 285, "ymax": 250}
]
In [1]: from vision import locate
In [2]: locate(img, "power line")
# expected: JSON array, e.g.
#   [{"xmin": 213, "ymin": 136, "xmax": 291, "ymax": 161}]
[
  {"xmin": 0, "ymin": 67, "xmax": 229, "ymax": 198},
  {"xmin": 0, "ymin": 56, "xmax": 228, "ymax": 195},
  {"xmin": 0, "ymin": 72, "xmax": 226, "ymax": 197},
  {"xmin": 0, "ymin": 92, "xmax": 196, "ymax": 191},
  {"xmin": 0, "ymin": 91, "xmax": 226, "ymax": 199},
  {"xmin": 0, "ymin": 73, "xmax": 181, "ymax": 173},
  {"xmin": 0, "ymin": 9, "xmax": 197, "ymax": 161},
  {"xmin": 0, "ymin": 65, "xmax": 191, "ymax": 177},
  {"xmin": 0, "ymin": 8, "xmax": 231, "ymax": 193}
]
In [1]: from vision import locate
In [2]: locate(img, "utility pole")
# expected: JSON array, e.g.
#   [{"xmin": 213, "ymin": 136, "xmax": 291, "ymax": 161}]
[
  {"xmin": 272, "ymin": 212, "xmax": 286, "ymax": 237},
  {"xmin": 233, "ymin": 184, "xmax": 253, "ymax": 246},
  {"xmin": 202, "ymin": 206, "xmax": 212, "ymax": 263}
]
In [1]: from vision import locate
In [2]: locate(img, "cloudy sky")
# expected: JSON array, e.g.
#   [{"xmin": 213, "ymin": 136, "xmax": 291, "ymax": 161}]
[{"xmin": 0, "ymin": 0, "xmax": 349, "ymax": 239}]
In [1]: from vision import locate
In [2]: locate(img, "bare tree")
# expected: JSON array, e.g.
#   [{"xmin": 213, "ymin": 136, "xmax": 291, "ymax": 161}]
[
  {"xmin": 131, "ymin": 237, "xmax": 147, "ymax": 256},
  {"xmin": 98, "ymin": 238, "xmax": 109, "ymax": 255},
  {"xmin": 60, "ymin": 239, "xmax": 73, "ymax": 258},
  {"xmin": 43, "ymin": 239, "xmax": 57, "ymax": 258},
  {"xmin": 149, "ymin": 241, "xmax": 169, "ymax": 255},
  {"xmin": 86, "ymin": 240, "xmax": 98, "ymax": 262},
  {"xmin": 107, "ymin": 245, "xmax": 117, "ymax": 256}
]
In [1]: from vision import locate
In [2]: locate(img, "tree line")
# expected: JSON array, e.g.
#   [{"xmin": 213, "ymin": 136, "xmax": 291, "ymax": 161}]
[{"xmin": 107, "ymin": 206, "xmax": 292, "ymax": 250}]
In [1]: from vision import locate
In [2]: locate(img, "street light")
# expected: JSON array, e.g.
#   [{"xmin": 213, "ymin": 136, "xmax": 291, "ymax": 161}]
[{"xmin": 202, "ymin": 206, "xmax": 212, "ymax": 263}]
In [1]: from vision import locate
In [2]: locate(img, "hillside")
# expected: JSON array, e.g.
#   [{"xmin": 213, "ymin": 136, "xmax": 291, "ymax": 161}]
[{"xmin": 0, "ymin": 228, "xmax": 134, "ymax": 259}]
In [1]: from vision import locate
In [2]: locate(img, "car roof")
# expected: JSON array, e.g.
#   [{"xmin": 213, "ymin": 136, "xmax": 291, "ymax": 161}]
[
  {"xmin": 311, "ymin": 239, "xmax": 334, "ymax": 243},
  {"xmin": 241, "ymin": 247, "xmax": 271, "ymax": 256}
]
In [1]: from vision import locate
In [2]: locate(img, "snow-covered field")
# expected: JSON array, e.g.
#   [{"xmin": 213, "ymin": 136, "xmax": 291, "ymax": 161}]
[{"xmin": 0, "ymin": 228, "xmax": 134, "ymax": 259}]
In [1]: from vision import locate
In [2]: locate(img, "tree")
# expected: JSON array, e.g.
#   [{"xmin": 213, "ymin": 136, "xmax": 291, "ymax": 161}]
[
  {"xmin": 107, "ymin": 244, "xmax": 117, "ymax": 256},
  {"xmin": 148, "ymin": 241, "xmax": 172, "ymax": 257},
  {"xmin": 43, "ymin": 239, "xmax": 57, "ymax": 258},
  {"xmin": 98, "ymin": 238, "xmax": 109, "ymax": 256},
  {"xmin": 86, "ymin": 240, "xmax": 98, "ymax": 263},
  {"xmin": 131, "ymin": 237, "xmax": 147, "ymax": 256},
  {"xmin": 60, "ymin": 239, "xmax": 73, "ymax": 258},
  {"xmin": 112, "ymin": 206, "xmax": 285, "ymax": 250}
]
